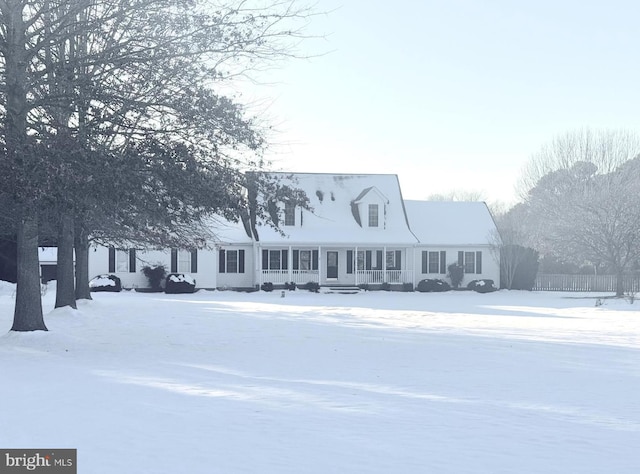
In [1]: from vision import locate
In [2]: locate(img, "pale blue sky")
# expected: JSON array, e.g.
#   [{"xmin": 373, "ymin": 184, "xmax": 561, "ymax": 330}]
[{"xmin": 252, "ymin": 0, "xmax": 640, "ymax": 205}]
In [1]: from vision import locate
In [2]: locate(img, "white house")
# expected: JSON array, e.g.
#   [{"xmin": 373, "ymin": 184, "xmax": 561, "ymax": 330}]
[{"xmin": 87, "ymin": 173, "xmax": 501, "ymax": 290}]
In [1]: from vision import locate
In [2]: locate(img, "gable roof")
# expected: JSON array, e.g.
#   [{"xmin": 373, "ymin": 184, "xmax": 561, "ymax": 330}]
[
  {"xmin": 404, "ymin": 200, "xmax": 498, "ymax": 246},
  {"xmin": 255, "ymin": 173, "xmax": 418, "ymax": 245}
]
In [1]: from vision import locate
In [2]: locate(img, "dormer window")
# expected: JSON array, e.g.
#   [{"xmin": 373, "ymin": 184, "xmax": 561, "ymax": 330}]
[
  {"xmin": 368, "ymin": 204, "xmax": 379, "ymax": 227},
  {"xmin": 284, "ymin": 202, "xmax": 295, "ymax": 226}
]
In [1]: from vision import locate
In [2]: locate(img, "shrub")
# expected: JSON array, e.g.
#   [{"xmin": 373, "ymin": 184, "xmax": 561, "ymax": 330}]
[
  {"xmin": 447, "ymin": 263, "xmax": 464, "ymax": 289},
  {"xmin": 380, "ymin": 282, "xmax": 391, "ymax": 291},
  {"xmin": 402, "ymin": 282, "xmax": 414, "ymax": 292},
  {"xmin": 304, "ymin": 281, "xmax": 320, "ymax": 293},
  {"xmin": 284, "ymin": 281, "xmax": 297, "ymax": 291},
  {"xmin": 89, "ymin": 274, "xmax": 122, "ymax": 292},
  {"xmin": 467, "ymin": 279, "xmax": 497, "ymax": 293},
  {"xmin": 416, "ymin": 279, "xmax": 451, "ymax": 293},
  {"xmin": 165, "ymin": 273, "xmax": 196, "ymax": 294},
  {"xmin": 141, "ymin": 264, "xmax": 167, "ymax": 291},
  {"xmin": 358, "ymin": 284, "xmax": 370, "ymax": 291},
  {"xmin": 261, "ymin": 282, "xmax": 274, "ymax": 292}
]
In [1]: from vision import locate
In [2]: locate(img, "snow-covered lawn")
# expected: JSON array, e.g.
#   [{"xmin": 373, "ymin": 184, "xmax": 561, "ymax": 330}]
[{"xmin": 1, "ymin": 284, "xmax": 640, "ymax": 473}]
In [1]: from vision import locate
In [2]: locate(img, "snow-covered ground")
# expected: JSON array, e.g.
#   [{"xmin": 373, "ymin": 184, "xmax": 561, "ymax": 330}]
[{"xmin": 1, "ymin": 283, "xmax": 640, "ymax": 473}]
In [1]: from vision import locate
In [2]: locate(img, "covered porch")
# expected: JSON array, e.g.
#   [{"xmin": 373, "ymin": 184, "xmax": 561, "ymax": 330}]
[{"xmin": 257, "ymin": 245, "xmax": 415, "ymax": 287}]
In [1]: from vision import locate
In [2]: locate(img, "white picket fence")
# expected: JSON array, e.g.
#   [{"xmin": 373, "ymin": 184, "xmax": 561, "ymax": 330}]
[{"xmin": 534, "ymin": 274, "xmax": 640, "ymax": 292}]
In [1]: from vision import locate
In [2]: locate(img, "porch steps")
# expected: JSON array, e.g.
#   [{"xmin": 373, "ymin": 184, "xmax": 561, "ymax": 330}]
[{"xmin": 322, "ymin": 286, "xmax": 362, "ymax": 295}]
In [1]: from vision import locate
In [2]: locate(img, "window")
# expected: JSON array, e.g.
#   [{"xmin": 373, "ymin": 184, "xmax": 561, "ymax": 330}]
[
  {"xmin": 219, "ymin": 249, "xmax": 245, "ymax": 273},
  {"xmin": 177, "ymin": 250, "xmax": 191, "ymax": 273},
  {"xmin": 428, "ymin": 252, "xmax": 440, "ymax": 273},
  {"xmin": 386, "ymin": 250, "xmax": 402, "ymax": 270},
  {"xmin": 293, "ymin": 250, "xmax": 318, "ymax": 271},
  {"xmin": 458, "ymin": 251, "xmax": 482, "ymax": 274},
  {"xmin": 109, "ymin": 248, "xmax": 136, "ymax": 273},
  {"xmin": 421, "ymin": 251, "xmax": 447, "ymax": 274},
  {"xmin": 262, "ymin": 250, "xmax": 288, "ymax": 271},
  {"xmin": 299, "ymin": 250, "xmax": 311, "ymax": 270},
  {"xmin": 116, "ymin": 250, "xmax": 129, "ymax": 272},
  {"xmin": 284, "ymin": 202, "xmax": 295, "ymax": 226},
  {"xmin": 171, "ymin": 249, "xmax": 197, "ymax": 273},
  {"xmin": 368, "ymin": 204, "xmax": 379, "ymax": 227}
]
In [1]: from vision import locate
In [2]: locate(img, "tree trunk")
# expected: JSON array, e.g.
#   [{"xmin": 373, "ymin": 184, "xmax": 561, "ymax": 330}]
[
  {"xmin": 74, "ymin": 221, "xmax": 92, "ymax": 300},
  {"xmin": 12, "ymin": 214, "xmax": 47, "ymax": 331},
  {"xmin": 55, "ymin": 213, "xmax": 77, "ymax": 309},
  {"xmin": 615, "ymin": 270, "xmax": 625, "ymax": 297}
]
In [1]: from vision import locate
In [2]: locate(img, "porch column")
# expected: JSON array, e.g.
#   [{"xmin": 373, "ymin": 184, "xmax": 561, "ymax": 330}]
[
  {"xmin": 256, "ymin": 243, "xmax": 261, "ymax": 287},
  {"xmin": 288, "ymin": 245, "xmax": 293, "ymax": 282},
  {"xmin": 318, "ymin": 245, "xmax": 322, "ymax": 284},
  {"xmin": 354, "ymin": 246, "xmax": 358, "ymax": 286},
  {"xmin": 412, "ymin": 247, "xmax": 416, "ymax": 287},
  {"xmin": 383, "ymin": 246, "xmax": 387, "ymax": 282}
]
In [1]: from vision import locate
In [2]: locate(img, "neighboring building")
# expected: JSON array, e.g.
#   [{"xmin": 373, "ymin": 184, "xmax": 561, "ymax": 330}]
[{"xmin": 85, "ymin": 173, "xmax": 500, "ymax": 290}]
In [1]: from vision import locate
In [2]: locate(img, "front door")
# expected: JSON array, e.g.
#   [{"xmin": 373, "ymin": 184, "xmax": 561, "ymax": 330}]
[{"xmin": 326, "ymin": 251, "xmax": 338, "ymax": 279}]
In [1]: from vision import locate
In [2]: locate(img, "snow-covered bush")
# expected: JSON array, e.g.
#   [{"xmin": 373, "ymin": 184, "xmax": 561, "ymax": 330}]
[
  {"xmin": 261, "ymin": 282, "xmax": 274, "ymax": 292},
  {"xmin": 416, "ymin": 279, "xmax": 451, "ymax": 293},
  {"xmin": 304, "ymin": 281, "xmax": 320, "ymax": 293},
  {"xmin": 165, "ymin": 273, "xmax": 196, "ymax": 294},
  {"xmin": 467, "ymin": 279, "xmax": 497, "ymax": 293},
  {"xmin": 89, "ymin": 274, "xmax": 122, "ymax": 292}
]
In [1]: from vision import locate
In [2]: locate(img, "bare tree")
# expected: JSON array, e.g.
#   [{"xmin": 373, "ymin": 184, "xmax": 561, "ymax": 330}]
[{"xmin": 520, "ymin": 130, "xmax": 640, "ymax": 296}]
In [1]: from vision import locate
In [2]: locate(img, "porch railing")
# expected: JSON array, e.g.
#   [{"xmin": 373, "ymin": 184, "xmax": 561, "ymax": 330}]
[
  {"xmin": 356, "ymin": 270, "xmax": 411, "ymax": 285},
  {"xmin": 261, "ymin": 270, "xmax": 320, "ymax": 285}
]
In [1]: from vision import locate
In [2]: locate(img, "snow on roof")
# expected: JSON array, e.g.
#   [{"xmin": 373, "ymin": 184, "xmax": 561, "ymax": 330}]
[
  {"xmin": 404, "ymin": 200, "xmax": 498, "ymax": 246},
  {"xmin": 203, "ymin": 215, "xmax": 252, "ymax": 244},
  {"xmin": 256, "ymin": 173, "xmax": 418, "ymax": 245}
]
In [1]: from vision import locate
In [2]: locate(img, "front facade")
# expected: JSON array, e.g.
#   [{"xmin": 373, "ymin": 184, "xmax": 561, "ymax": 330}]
[{"xmin": 87, "ymin": 173, "xmax": 500, "ymax": 290}]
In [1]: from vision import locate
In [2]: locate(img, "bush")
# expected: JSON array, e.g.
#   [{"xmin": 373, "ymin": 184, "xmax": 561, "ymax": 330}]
[
  {"xmin": 416, "ymin": 279, "xmax": 451, "ymax": 293},
  {"xmin": 261, "ymin": 282, "xmax": 274, "ymax": 292},
  {"xmin": 358, "ymin": 284, "xmax": 370, "ymax": 292},
  {"xmin": 402, "ymin": 282, "xmax": 414, "ymax": 292},
  {"xmin": 447, "ymin": 263, "xmax": 464, "ymax": 289},
  {"xmin": 89, "ymin": 274, "xmax": 122, "ymax": 292},
  {"xmin": 284, "ymin": 281, "xmax": 296, "ymax": 291},
  {"xmin": 467, "ymin": 279, "xmax": 497, "ymax": 293},
  {"xmin": 304, "ymin": 281, "xmax": 320, "ymax": 293},
  {"xmin": 165, "ymin": 274, "xmax": 196, "ymax": 294},
  {"xmin": 380, "ymin": 282, "xmax": 391, "ymax": 291},
  {"xmin": 141, "ymin": 264, "xmax": 166, "ymax": 291}
]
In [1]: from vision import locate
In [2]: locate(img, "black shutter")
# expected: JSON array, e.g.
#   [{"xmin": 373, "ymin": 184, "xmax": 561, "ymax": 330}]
[
  {"xmin": 376, "ymin": 250, "xmax": 383, "ymax": 270},
  {"xmin": 293, "ymin": 250, "xmax": 299, "ymax": 270},
  {"xmin": 262, "ymin": 250, "xmax": 268, "ymax": 270},
  {"xmin": 171, "ymin": 249, "xmax": 178, "ymax": 273},
  {"xmin": 129, "ymin": 249, "xmax": 136, "ymax": 273},
  {"xmin": 108, "ymin": 248, "xmax": 115, "ymax": 273},
  {"xmin": 421, "ymin": 251, "xmax": 427, "ymax": 273},
  {"xmin": 239, "ymin": 250, "xmax": 245, "ymax": 273},
  {"xmin": 219, "ymin": 250, "xmax": 226, "ymax": 273},
  {"xmin": 476, "ymin": 252, "xmax": 482, "ymax": 274},
  {"xmin": 440, "ymin": 251, "xmax": 446, "ymax": 274},
  {"xmin": 365, "ymin": 251, "xmax": 372, "ymax": 270},
  {"xmin": 191, "ymin": 250, "xmax": 198, "ymax": 273},
  {"xmin": 281, "ymin": 250, "xmax": 288, "ymax": 270},
  {"xmin": 347, "ymin": 250, "xmax": 353, "ymax": 274},
  {"xmin": 458, "ymin": 251, "xmax": 464, "ymax": 266},
  {"xmin": 312, "ymin": 250, "xmax": 318, "ymax": 270},
  {"xmin": 395, "ymin": 250, "xmax": 401, "ymax": 270}
]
